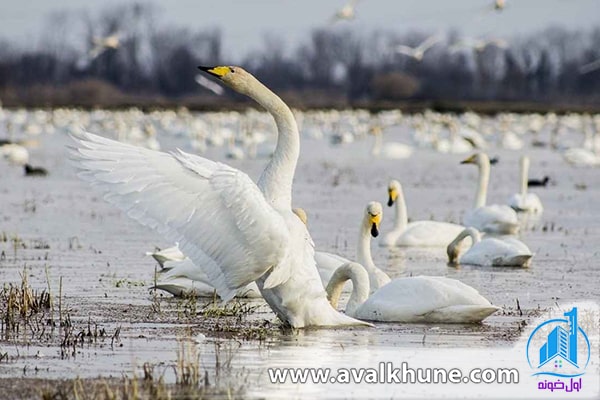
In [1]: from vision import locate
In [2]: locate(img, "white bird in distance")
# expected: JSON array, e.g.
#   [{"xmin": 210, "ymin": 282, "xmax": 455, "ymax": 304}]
[
  {"xmin": 394, "ymin": 35, "xmax": 442, "ymax": 61},
  {"xmin": 76, "ymin": 31, "xmax": 122, "ymax": 70},
  {"xmin": 330, "ymin": 0, "xmax": 360, "ymax": 24},
  {"xmin": 449, "ymin": 38, "xmax": 508, "ymax": 54},
  {"xmin": 579, "ymin": 58, "xmax": 600, "ymax": 75},
  {"xmin": 195, "ymin": 74, "xmax": 225, "ymax": 95}
]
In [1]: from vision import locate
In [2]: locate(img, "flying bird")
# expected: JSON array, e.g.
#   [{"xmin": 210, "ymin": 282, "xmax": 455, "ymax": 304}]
[
  {"xmin": 195, "ymin": 74, "xmax": 225, "ymax": 95},
  {"xmin": 330, "ymin": 0, "xmax": 360, "ymax": 24},
  {"xmin": 450, "ymin": 38, "xmax": 508, "ymax": 54},
  {"xmin": 579, "ymin": 58, "xmax": 600, "ymax": 75},
  {"xmin": 394, "ymin": 35, "xmax": 442, "ymax": 61},
  {"xmin": 76, "ymin": 31, "xmax": 122, "ymax": 70}
]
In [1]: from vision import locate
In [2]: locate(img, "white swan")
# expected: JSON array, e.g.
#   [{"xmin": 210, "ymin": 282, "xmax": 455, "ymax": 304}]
[
  {"xmin": 508, "ymin": 156, "xmax": 543, "ymax": 213},
  {"xmin": 70, "ymin": 65, "xmax": 368, "ymax": 328},
  {"xmin": 152, "ymin": 208, "xmax": 315, "ymax": 298},
  {"xmin": 315, "ymin": 202, "xmax": 391, "ymax": 293},
  {"xmin": 447, "ymin": 227, "xmax": 533, "ymax": 267},
  {"xmin": 370, "ymin": 126, "xmax": 413, "ymax": 160},
  {"xmin": 155, "ymin": 258, "xmax": 262, "ymax": 298},
  {"xmin": 382, "ymin": 180, "xmax": 467, "ymax": 247},
  {"xmin": 461, "ymin": 153, "xmax": 519, "ymax": 234},
  {"xmin": 326, "ymin": 263, "xmax": 499, "ymax": 323},
  {"xmin": 1, "ymin": 143, "xmax": 29, "ymax": 165}
]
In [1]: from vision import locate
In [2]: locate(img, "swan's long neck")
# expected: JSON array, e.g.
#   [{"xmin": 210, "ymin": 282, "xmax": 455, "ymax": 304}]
[
  {"xmin": 447, "ymin": 227, "xmax": 481, "ymax": 263},
  {"xmin": 393, "ymin": 191, "xmax": 408, "ymax": 232},
  {"xmin": 357, "ymin": 216, "xmax": 377, "ymax": 273},
  {"xmin": 475, "ymin": 155, "xmax": 490, "ymax": 208},
  {"xmin": 371, "ymin": 132, "xmax": 382, "ymax": 156},
  {"xmin": 519, "ymin": 156, "xmax": 529, "ymax": 197},
  {"xmin": 253, "ymin": 82, "xmax": 299, "ymax": 210},
  {"xmin": 326, "ymin": 262, "xmax": 370, "ymax": 316}
]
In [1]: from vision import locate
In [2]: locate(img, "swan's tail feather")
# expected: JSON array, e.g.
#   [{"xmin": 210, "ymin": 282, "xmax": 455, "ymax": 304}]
[
  {"xmin": 502, "ymin": 254, "xmax": 532, "ymax": 267},
  {"xmin": 426, "ymin": 305, "xmax": 500, "ymax": 323}
]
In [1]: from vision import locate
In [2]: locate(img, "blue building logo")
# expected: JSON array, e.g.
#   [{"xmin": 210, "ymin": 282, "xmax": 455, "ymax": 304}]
[{"xmin": 526, "ymin": 307, "xmax": 591, "ymax": 378}]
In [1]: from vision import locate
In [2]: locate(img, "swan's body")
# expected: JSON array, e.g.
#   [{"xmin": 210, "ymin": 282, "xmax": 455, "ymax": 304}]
[
  {"xmin": 326, "ymin": 263, "xmax": 499, "ymax": 323},
  {"xmin": 1, "ymin": 143, "xmax": 29, "ymax": 165},
  {"xmin": 563, "ymin": 126, "xmax": 600, "ymax": 166},
  {"xmin": 370, "ymin": 126, "xmax": 413, "ymax": 159},
  {"xmin": 382, "ymin": 180, "xmax": 467, "ymax": 247},
  {"xmin": 461, "ymin": 153, "xmax": 519, "ymax": 234},
  {"xmin": 508, "ymin": 156, "xmax": 543, "ymax": 213},
  {"xmin": 563, "ymin": 148, "xmax": 600, "ymax": 167},
  {"xmin": 71, "ymin": 65, "xmax": 368, "ymax": 328},
  {"xmin": 447, "ymin": 227, "xmax": 532, "ymax": 267}
]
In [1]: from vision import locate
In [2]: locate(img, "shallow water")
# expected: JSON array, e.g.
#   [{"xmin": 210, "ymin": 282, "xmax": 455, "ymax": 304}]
[{"xmin": 0, "ymin": 113, "xmax": 599, "ymax": 398}]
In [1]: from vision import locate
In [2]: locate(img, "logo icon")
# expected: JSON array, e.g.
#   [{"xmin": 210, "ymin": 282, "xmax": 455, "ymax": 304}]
[{"xmin": 526, "ymin": 307, "xmax": 591, "ymax": 378}]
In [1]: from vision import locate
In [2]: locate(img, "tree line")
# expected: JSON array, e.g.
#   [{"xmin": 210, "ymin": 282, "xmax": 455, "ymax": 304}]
[{"xmin": 0, "ymin": 3, "xmax": 599, "ymax": 108}]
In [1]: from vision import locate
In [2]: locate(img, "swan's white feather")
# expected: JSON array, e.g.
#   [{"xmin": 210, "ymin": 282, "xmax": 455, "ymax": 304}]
[
  {"xmin": 354, "ymin": 276, "xmax": 499, "ymax": 323},
  {"xmin": 463, "ymin": 205, "xmax": 519, "ymax": 234},
  {"xmin": 459, "ymin": 237, "xmax": 532, "ymax": 267},
  {"xmin": 70, "ymin": 130, "xmax": 290, "ymax": 301}
]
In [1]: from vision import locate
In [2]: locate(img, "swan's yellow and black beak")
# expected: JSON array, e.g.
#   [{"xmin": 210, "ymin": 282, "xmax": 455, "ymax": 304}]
[
  {"xmin": 293, "ymin": 208, "xmax": 308, "ymax": 226},
  {"xmin": 460, "ymin": 154, "xmax": 477, "ymax": 164},
  {"xmin": 198, "ymin": 65, "xmax": 231, "ymax": 79},
  {"xmin": 369, "ymin": 213, "xmax": 381, "ymax": 237},
  {"xmin": 387, "ymin": 188, "xmax": 398, "ymax": 207}
]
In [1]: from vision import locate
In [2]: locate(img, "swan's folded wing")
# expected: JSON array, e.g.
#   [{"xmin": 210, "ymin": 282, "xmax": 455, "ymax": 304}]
[{"xmin": 70, "ymin": 130, "xmax": 289, "ymax": 301}]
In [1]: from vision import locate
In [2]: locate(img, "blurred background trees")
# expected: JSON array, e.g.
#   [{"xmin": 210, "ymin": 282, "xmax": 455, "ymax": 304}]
[{"xmin": 0, "ymin": 3, "xmax": 598, "ymax": 108}]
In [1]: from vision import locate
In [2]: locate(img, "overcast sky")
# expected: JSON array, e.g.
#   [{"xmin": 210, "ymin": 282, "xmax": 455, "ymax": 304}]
[{"xmin": 1, "ymin": 0, "xmax": 598, "ymax": 56}]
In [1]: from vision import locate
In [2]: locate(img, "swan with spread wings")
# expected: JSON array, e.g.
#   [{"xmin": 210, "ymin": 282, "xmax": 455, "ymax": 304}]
[{"xmin": 70, "ymin": 65, "xmax": 370, "ymax": 328}]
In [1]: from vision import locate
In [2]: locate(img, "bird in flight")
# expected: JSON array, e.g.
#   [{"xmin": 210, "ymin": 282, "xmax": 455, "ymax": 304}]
[
  {"xmin": 76, "ymin": 31, "xmax": 122, "ymax": 69},
  {"xmin": 394, "ymin": 35, "xmax": 442, "ymax": 61},
  {"xmin": 579, "ymin": 58, "xmax": 600, "ymax": 75},
  {"xmin": 330, "ymin": 0, "xmax": 360, "ymax": 24},
  {"xmin": 449, "ymin": 37, "xmax": 508, "ymax": 54},
  {"xmin": 194, "ymin": 74, "xmax": 225, "ymax": 95}
]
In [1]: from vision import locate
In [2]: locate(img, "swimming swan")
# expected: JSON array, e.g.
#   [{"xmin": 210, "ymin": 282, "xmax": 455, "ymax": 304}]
[
  {"xmin": 447, "ymin": 227, "xmax": 533, "ymax": 267},
  {"xmin": 315, "ymin": 202, "xmax": 391, "ymax": 293},
  {"xmin": 382, "ymin": 180, "xmax": 467, "ymax": 247},
  {"xmin": 370, "ymin": 126, "xmax": 413, "ymax": 160},
  {"xmin": 508, "ymin": 156, "xmax": 543, "ymax": 213},
  {"xmin": 70, "ymin": 65, "xmax": 369, "ymax": 328},
  {"xmin": 461, "ymin": 153, "xmax": 519, "ymax": 234},
  {"xmin": 326, "ymin": 262, "xmax": 499, "ymax": 323}
]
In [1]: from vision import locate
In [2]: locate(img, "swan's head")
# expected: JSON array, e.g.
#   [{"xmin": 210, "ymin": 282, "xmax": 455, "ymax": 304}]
[
  {"xmin": 198, "ymin": 65, "xmax": 257, "ymax": 96},
  {"xmin": 369, "ymin": 126, "xmax": 382, "ymax": 136},
  {"xmin": 365, "ymin": 201, "xmax": 383, "ymax": 238},
  {"xmin": 460, "ymin": 152, "xmax": 489, "ymax": 167},
  {"xmin": 293, "ymin": 208, "xmax": 308, "ymax": 226},
  {"xmin": 387, "ymin": 180, "xmax": 401, "ymax": 207}
]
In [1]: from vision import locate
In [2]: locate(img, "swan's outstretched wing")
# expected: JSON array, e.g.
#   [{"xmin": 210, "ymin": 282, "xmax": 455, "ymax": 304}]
[
  {"xmin": 417, "ymin": 35, "xmax": 441, "ymax": 52},
  {"xmin": 394, "ymin": 45, "xmax": 416, "ymax": 57},
  {"xmin": 70, "ymin": 130, "xmax": 289, "ymax": 301}
]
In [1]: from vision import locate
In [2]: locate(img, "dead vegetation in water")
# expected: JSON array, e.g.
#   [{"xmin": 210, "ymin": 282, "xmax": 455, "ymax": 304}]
[{"xmin": 0, "ymin": 374, "xmax": 247, "ymax": 400}]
